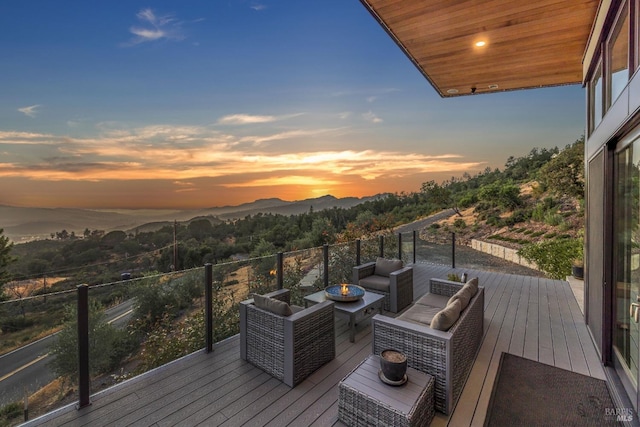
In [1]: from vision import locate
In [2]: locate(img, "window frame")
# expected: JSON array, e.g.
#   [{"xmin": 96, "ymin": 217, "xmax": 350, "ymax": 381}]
[{"xmin": 606, "ymin": 0, "xmax": 631, "ymax": 108}]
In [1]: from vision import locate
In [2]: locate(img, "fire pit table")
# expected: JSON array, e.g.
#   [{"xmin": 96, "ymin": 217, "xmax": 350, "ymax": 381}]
[{"xmin": 304, "ymin": 286, "xmax": 384, "ymax": 343}]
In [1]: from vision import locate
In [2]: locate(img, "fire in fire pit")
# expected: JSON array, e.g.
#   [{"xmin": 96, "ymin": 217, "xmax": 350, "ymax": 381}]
[{"xmin": 324, "ymin": 284, "xmax": 365, "ymax": 302}]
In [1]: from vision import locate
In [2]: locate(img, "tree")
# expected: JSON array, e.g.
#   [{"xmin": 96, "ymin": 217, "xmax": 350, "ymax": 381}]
[
  {"xmin": 49, "ymin": 301, "xmax": 128, "ymax": 383},
  {"xmin": 309, "ymin": 217, "xmax": 337, "ymax": 246},
  {"xmin": 478, "ymin": 181, "xmax": 522, "ymax": 210},
  {"xmin": 0, "ymin": 228, "xmax": 15, "ymax": 301},
  {"xmin": 421, "ymin": 180, "xmax": 462, "ymax": 216},
  {"xmin": 538, "ymin": 136, "xmax": 585, "ymax": 199},
  {"xmin": 187, "ymin": 219, "xmax": 214, "ymax": 241}
]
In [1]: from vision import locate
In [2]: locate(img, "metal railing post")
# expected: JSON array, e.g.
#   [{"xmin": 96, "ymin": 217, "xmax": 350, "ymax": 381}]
[
  {"xmin": 452, "ymin": 232, "xmax": 456, "ymax": 269},
  {"xmin": 277, "ymin": 252, "xmax": 284, "ymax": 290},
  {"xmin": 413, "ymin": 230, "xmax": 417, "ymax": 264},
  {"xmin": 323, "ymin": 244, "xmax": 329, "ymax": 287},
  {"xmin": 205, "ymin": 263, "xmax": 213, "ymax": 353},
  {"xmin": 379, "ymin": 235, "xmax": 384, "ymax": 258},
  {"xmin": 77, "ymin": 284, "xmax": 91, "ymax": 409},
  {"xmin": 356, "ymin": 239, "xmax": 361, "ymax": 266},
  {"xmin": 398, "ymin": 233, "xmax": 402, "ymax": 261}
]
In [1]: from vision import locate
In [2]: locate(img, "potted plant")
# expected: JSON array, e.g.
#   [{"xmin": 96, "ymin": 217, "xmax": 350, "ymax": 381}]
[
  {"xmin": 379, "ymin": 349, "xmax": 407, "ymax": 385},
  {"xmin": 572, "ymin": 258, "xmax": 584, "ymax": 280}
]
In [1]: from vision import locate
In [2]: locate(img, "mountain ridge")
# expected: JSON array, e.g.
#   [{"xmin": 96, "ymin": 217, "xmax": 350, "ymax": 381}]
[{"xmin": 1, "ymin": 194, "xmax": 382, "ymax": 242}]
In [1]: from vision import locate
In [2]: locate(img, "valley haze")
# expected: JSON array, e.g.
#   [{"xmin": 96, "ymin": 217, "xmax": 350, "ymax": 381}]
[{"xmin": 0, "ymin": 194, "xmax": 382, "ymax": 243}]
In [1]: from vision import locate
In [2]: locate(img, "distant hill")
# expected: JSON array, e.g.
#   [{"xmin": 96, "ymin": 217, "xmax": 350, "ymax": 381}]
[
  {"xmin": 1, "ymin": 194, "xmax": 381, "ymax": 243},
  {"xmin": 195, "ymin": 195, "xmax": 380, "ymax": 220}
]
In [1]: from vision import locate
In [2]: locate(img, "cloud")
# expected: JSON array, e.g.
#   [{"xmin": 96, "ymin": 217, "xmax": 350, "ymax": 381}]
[
  {"xmin": 225, "ymin": 175, "xmax": 342, "ymax": 188},
  {"xmin": 218, "ymin": 114, "xmax": 277, "ymax": 125},
  {"xmin": 366, "ymin": 96, "xmax": 377, "ymax": 103},
  {"xmin": 238, "ymin": 127, "xmax": 346, "ymax": 146},
  {"xmin": 124, "ymin": 8, "xmax": 186, "ymax": 46},
  {"xmin": 217, "ymin": 112, "xmax": 303, "ymax": 125},
  {"xmin": 18, "ymin": 105, "xmax": 41, "ymax": 118},
  {"xmin": 362, "ymin": 111, "xmax": 382, "ymax": 123},
  {"xmin": 0, "ymin": 123, "xmax": 485, "ymax": 192},
  {"xmin": 250, "ymin": 3, "xmax": 267, "ymax": 11},
  {"xmin": 338, "ymin": 112, "xmax": 351, "ymax": 120}
]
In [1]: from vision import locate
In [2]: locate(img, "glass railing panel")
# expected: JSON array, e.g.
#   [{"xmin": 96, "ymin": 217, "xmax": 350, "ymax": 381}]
[
  {"xmin": 359, "ymin": 236, "xmax": 381, "ymax": 264},
  {"xmin": 381, "ymin": 232, "xmax": 399, "ymax": 261},
  {"xmin": 282, "ymin": 247, "xmax": 321, "ymax": 306},
  {"xmin": 326, "ymin": 241, "xmax": 354, "ymax": 286},
  {"xmin": 245, "ymin": 254, "xmax": 277, "ymax": 296},
  {"xmin": 0, "ymin": 283, "xmax": 76, "ymax": 423},
  {"xmin": 398, "ymin": 231, "xmax": 415, "ymax": 265}
]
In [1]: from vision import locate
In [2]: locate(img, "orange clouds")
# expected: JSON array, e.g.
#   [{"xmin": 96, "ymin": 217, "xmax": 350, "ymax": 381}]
[{"xmin": 0, "ymin": 123, "xmax": 486, "ymax": 208}]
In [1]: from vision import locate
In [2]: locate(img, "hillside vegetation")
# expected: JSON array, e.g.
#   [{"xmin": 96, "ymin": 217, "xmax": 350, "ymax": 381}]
[{"xmin": 420, "ymin": 136, "xmax": 584, "ymax": 279}]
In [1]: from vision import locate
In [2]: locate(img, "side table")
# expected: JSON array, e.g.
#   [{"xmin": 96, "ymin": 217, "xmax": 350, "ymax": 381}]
[{"xmin": 338, "ymin": 354, "xmax": 435, "ymax": 427}]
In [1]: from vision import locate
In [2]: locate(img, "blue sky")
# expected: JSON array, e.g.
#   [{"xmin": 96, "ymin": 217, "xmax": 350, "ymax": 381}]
[{"xmin": 0, "ymin": 1, "xmax": 585, "ymax": 209}]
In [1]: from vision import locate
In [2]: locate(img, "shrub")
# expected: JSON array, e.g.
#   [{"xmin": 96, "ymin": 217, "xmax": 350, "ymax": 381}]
[
  {"xmin": 458, "ymin": 194, "xmax": 478, "ymax": 208},
  {"xmin": 0, "ymin": 402, "xmax": 21, "ymax": 421},
  {"xmin": 474, "ymin": 201, "xmax": 493, "ymax": 213},
  {"xmin": 543, "ymin": 211, "xmax": 563, "ymax": 226},
  {"xmin": 531, "ymin": 197, "xmax": 556, "ymax": 222},
  {"xmin": 447, "ymin": 273, "xmax": 461, "ymax": 282},
  {"xmin": 518, "ymin": 238, "xmax": 583, "ymax": 279},
  {"xmin": 453, "ymin": 218, "xmax": 466, "ymax": 229},
  {"xmin": 486, "ymin": 215, "xmax": 503, "ymax": 227},
  {"xmin": 0, "ymin": 316, "xmax": 34, "ymax": 333},
  {"xmin": 49, "ymin": 302, "xmax": 129, "ymax": 382},
  {"xmin": 138, "ymin": 311, "xmax": 206, "ymax": 372}
]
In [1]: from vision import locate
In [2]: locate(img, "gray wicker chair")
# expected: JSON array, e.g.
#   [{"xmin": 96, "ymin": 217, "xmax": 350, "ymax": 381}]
[
  {"xmin": 353, "ymin": 259, "xmax": 414, "ymax": 313},
  {"xmin": 239, "ymin": 289, "xmax": 335, "ymax": 387},
  {"xmin": 371, "ymin": 278, "xmax": 484, "ymax": 414}
]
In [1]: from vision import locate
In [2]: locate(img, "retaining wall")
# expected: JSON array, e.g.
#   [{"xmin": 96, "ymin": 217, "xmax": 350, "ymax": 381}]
[{"xmin": 470, "ymin": 239, "xmax": 539, "ymax": 270}]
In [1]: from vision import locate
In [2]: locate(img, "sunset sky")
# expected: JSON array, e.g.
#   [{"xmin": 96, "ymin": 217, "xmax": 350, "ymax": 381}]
[{"xmin": 0, "ymin": 1, "xmax": 585, "ymax": 209}]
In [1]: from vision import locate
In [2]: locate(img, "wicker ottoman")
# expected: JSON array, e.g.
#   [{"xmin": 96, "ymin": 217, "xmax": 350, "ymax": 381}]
[{"xmin": 338, "ymin": 355, "xmax": 435, "ymax": 427}]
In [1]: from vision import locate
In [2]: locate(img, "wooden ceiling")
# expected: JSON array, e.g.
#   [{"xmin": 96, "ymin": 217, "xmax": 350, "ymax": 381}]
[{"xmin": 360, "ymin": 0, "xmax": 601, "ymax": 97}]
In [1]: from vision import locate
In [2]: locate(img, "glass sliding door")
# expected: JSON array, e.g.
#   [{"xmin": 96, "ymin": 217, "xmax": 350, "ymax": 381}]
[{"xmin": 614, "ymin": 135, "xmax": 640, "ymax": 406}]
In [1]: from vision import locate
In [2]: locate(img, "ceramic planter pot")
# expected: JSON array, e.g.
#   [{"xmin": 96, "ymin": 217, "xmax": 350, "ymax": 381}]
[
  {"xmin": 572, "ymin": 265, "xmax": 584, "ymax": 279},
  {"xmin": 380, "ymin": 349, "xmax": 407, "ymax": 382}
]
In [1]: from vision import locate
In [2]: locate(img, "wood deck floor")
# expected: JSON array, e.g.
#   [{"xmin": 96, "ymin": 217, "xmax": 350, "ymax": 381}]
[{"xmin": 23, "ymin": 263, "xmax": 604, "ymax": 426}]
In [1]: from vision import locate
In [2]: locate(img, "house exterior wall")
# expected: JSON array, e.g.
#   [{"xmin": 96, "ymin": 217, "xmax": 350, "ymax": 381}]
[{"xmin": 584, "ymin": 0, "xmax": 640, "ymax": 410}]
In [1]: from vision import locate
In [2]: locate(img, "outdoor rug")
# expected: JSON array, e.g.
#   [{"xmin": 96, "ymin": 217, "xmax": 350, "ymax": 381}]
[{"xmin": 484, "ymin": 352, "xmax": 618, "ymax": 426}]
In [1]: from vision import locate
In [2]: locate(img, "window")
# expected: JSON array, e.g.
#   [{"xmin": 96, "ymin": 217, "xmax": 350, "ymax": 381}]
[
  {"xmin": 590, "ymin": 61, "xmax": 603, "ymax": 133},
  {"xmin": 608, "ymin": 1, "xmax": 630, "ymax": 106}
]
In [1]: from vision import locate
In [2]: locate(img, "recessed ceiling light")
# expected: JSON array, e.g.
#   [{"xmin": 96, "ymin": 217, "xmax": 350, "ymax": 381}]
[
  {"xmin": 446, "ymin": 89, "xmax": 459, "ymax": 94},
  {"xmin": 488, "ymin": 84, "xmax": 499, "ymax": 89},
  {"xmin": 475, "ymin": 41, "xmax": 486, "ymax": 47}
]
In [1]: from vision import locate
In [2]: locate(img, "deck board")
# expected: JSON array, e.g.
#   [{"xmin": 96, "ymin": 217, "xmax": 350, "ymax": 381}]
[{"xmin": 23, "ymin": 263, "xmax": 604, "ymax": 427}]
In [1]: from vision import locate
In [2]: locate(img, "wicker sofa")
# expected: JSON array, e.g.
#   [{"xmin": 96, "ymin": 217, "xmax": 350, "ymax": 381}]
[
  {"xmin": 352, "ymin": 257, "xmax": 414, "ymax": 313},
  {"xmin": 239, "ymin": 288, "xmax": 335, "ymax": 387},
  {"xmin": 371, "ymin": 277, "xmax": 484, "ymax": 414}
]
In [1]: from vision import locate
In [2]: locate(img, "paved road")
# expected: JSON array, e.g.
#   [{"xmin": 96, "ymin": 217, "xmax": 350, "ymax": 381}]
[
  {"xmin": 0, "ymin": 300, "xmax": 133, "ymax": 407},
  {"xmin": 394, "ymin": 209, "xmax": 457, "ymax": 233}
]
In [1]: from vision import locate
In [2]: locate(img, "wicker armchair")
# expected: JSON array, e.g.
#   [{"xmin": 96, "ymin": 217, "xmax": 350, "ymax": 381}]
[
  {"xmin": 239, "ymin": 289, "xmax": 335, "ymax": 387},
  {"xmin": 353, "ymin": 258, "xmax": 414, "ymax": 313},
  {"xmin": 371, "ymin": 278, "xmax": 484, "ymax": 414}
]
